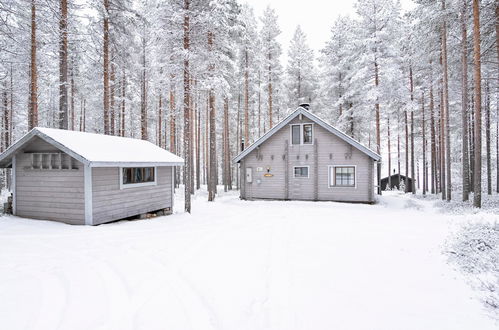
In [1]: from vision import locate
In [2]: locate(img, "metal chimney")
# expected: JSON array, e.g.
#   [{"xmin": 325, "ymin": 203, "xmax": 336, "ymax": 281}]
[{"xmin": 299, "ymin": 103, "xmax": 310, "ymax": 110}]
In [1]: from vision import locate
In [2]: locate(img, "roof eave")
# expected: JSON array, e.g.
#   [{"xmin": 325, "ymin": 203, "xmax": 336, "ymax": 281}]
[{"xmin": 89, "ymin": 161, "xmax": 185, "ymax": 167}]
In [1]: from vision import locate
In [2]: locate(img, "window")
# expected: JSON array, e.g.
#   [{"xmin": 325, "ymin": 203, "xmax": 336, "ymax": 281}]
[
  {"xmin": 303, "ymin": 124, "xmax": 313, "ymax": 144},
  {"xmin": 290, "ymin": 123, "xmax": 313, "ymax": 145},
  {"xmin": 330, "ymin": 166, "xmax": 355, "ymax": 187},
  {"xmin": 291, "ymin": 125, "xmax": 301, "ymax": 145},
  {"xmin": 294, "ymin": 166, "xmax": 309, "ymax": 178},
  {"xmin": 122, "ymin": 167, "xmax": 156, "ymax": 188}
]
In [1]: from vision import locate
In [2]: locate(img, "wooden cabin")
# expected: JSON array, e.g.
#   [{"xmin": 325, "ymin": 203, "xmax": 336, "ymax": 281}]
[
  {"xmin": 234, "ymin": 106, "xmax": 381, "ymax": 203},
  {"xmin": 381, "ymin": 174, "xmax": 414, "ymax": 192},
  {"xmin": 0, "ymin": 127, "xmax": 184, "ymax": 225}
]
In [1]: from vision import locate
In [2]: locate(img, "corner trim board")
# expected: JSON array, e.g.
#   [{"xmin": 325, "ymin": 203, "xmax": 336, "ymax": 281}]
[
  {"xmin": 12, "ymin": 154, "xmax": 16, "ymax": 215},
  {"xmin": 84, "ymin": 164, "xmax": 93, "ymax": 225}
]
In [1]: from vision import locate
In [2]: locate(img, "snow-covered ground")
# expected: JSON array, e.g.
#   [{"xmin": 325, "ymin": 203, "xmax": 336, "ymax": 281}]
[{"xmin": 0, "ymin": 189, "xmax": 497, "ymax": 330}]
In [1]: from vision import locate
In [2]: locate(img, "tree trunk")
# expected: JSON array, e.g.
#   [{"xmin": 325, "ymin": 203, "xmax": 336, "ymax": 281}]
[
  {"xmin": 472, "ymin": 0, "xmax": 482, "ymax": 207},
  {"xmin": 375, "ymin": 58, "xmax": 381, "ymax": 195},
  {"xmin": 430, "ymin": 76, "xmax": 437, "ymax": 194},
  {"xmin": 469, "ymin": 89, "xmax": 475, "ymax": 191},
  {"xmin": 268, "ymin": 52, "xmax": 273, "ymax": 130},
  {"xmin": 158, "ymin": 93, "xmax": 163, "ymax": 146},
  {"xmin": 183, "ymin": 0, "xmax": 191, "ymax": 212},
  {"xmin": 29, "ymin": 0, "xmax": 38, "ymax": 130},
  {"xmin": 223, "ymin": 97, "xmax": 230, "ymax": 192},
  {"xmin": 440, "ymin": 89, "xmax": 446, "ymax": 199},
  {"xmin": 110, "ymin": 54, "xmax": 115, "ymax": 135},
  {"xmin": 244, "ymin": 48, "xmax": 249, "ymax": 148},
  {"xmin": 410, "ymin": 66, "xmax": 415, "ymax": 194},
  {"xmin": 70, "ymin": 57, "xmax": 75, "ymax": 130},
  {"xmin": 121, "ymin": 70, "xmax": 126, "ymax": 137},
  {"xmin": 58, "ymin": 0, "xmax": 68, "ymax": 129},
  {"xmin": 207, "ymin": 31, "xmax": 216, "ymax": 202},
  {"xmin": 461, "ymin": 0, "xmax": 470, "ymax": 201},
  {"xmin": 441, "ymin": 0, "xmax": 451, "ymax": 201},
  {"xmin": 141, "ymin": 36, "xmax": 147, "ymax": 140},
  {"xmin": 196, "ymin": 94, "xmax": 201, "ymax": 190},
  {"xmin": 169, "ymin": 85, "xmax": 175, "ymax": 152},
  {"xmin": 103, "ymin": 0, "xmax": 110, "ymax": 134},
  {"xmin": 422, "ymin": 92, "xmax": 426, "ymax": 195},
  {"xmin": 387, "ymin": 115, "xmax": 391, "ymax": 188},
  {"xmin": 208, "ymin": 89, "xmax": 216, "ymax": 201},
  {"xmin": 397, "ymin": 112, "xmax": 401, "ymax": 188},
  {"xmin": 485, "ymin": 79, "xmax": 491, "ymax": 195}
]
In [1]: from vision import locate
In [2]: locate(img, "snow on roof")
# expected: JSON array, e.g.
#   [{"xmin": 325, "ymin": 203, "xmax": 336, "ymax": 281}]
[{"xmin": 0, "ymin": 127, "xmax": 184, "ymax": 167}]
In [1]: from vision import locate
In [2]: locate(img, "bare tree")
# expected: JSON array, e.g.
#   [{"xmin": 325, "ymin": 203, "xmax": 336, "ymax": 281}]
[
  {"xmin": 472, "ymin": 0, "xmax": 482, "ymax": 208},
  {"xmin": 103, "ymin": 0, "xmax": 110, "ymax": 134},
  {"xmin": 461, "ymin": 0, "xmax": 470, "ymax": 201},
  {"xmin": 58, "ymin": 0, "xmax": 69, "ymax": 129},
  {"xmin": 441, "ymin": 0, "xmax": 451, "ymax": 201},
  {"xmin": 183, "ymin": 0, "xmax": 192, "ymax": 212},
  {"xmin": 29, "ymin": 0, "xmax": 38, "ymax": 130}
]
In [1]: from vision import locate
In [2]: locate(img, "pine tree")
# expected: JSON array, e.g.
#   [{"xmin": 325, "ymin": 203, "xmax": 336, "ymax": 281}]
[{"xmin": 286, "ymin": 25, "xmax": 316, "ymax": 109}]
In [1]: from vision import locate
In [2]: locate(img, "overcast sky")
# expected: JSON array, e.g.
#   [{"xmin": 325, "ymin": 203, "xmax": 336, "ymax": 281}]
[{"xmin": 246, "ymin": 0, "xmax": 415, "ymax": 62}]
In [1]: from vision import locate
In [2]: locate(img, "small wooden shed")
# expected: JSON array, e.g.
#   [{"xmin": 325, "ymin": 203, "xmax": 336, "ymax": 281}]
[
  {"xmin": 234, "ymin": 106, "xmax": 381, "ymax": 203},
  {"xmin": 0, "ymin": 127, "xmax": 184, "ymax": 225},
  {"xmin": 380, "ymin": 174, "xmax": 414, "ymax": 192}
]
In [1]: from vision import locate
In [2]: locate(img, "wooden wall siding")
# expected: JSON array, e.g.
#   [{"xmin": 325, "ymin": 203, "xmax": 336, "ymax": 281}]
[
  {"xmin": 91, "ymin": 166, "xmax": 172, "ymax": 225},
  {"xmin": 241, "ymin": 114, "xmax": 375, "ymax": 203},
  {"xmin": 15, "ymin": 138, "xmax": 85, "ymax": 225}
]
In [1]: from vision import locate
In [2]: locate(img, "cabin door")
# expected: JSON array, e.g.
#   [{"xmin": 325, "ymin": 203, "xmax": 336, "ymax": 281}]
[{"xmin": 289, "ymin": 165, "xmax": 312, "ymax": 200}]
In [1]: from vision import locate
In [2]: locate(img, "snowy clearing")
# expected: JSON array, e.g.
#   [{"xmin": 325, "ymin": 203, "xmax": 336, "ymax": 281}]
[{"xmin": 0, "ymin": 190, "xmax": 497, "ymax": 330}]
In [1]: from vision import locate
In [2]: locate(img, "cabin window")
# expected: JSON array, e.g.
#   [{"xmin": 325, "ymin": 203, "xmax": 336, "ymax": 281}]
[
  {"xmin": 329, "ymin": 166, "xmax": 355, "ymax": 187},
  {"xmin": 294, "ymin": 166, "xmax": 309, "ymax": 178},
  {"xmin": 290, "ymin": 123, "xmax": 313, "ymax": 145},
  {"xmin": 303, "ymin": 124, "xmax": 313, "ymax": 144},
  {"xmin": 121, "ymin": 167, "xmax": 156, "ymax": 188},
  {"xmin": 291, "ymin": 125, "xmax": 301, "ymax": 144}
]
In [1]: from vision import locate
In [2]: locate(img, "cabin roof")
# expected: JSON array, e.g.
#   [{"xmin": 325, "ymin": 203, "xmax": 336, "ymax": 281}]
[
  {"xmin": 0, "ymin": 127, "xmax": 184, "ymax": 168},
  {"xmin": 381, "ymin": 174, "xmax": 413, "ymax": 181},
  {"xmin": 233, "ymin": 106, "xmax": 381, "ymax": 163}
]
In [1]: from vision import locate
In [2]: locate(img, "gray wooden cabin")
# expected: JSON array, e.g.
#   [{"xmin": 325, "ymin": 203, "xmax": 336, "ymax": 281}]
[
  {"xmin": 234, "ymin": 106, "xmax": 381, "ymax": 203},
  {"xmin": 0, "ymin": 127, "xmax": 184, "ymax": 225}
]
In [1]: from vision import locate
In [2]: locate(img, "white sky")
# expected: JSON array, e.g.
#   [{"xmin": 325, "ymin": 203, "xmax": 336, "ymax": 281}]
[{"xmin": 246, "ymin": 0, "xmax": 415, "ymax": 62}]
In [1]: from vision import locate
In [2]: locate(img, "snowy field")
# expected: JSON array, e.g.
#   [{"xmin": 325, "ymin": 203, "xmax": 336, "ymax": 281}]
[{"xmin": 0, "ymin": 190, "xmax": 497, "ymax": 330}]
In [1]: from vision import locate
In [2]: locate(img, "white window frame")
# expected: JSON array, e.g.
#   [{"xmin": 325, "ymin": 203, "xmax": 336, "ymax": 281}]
[
  {"xmin": 293, "ymin": 165, "xmax": 310, "ymax": 178},
  {"xmin": 328, "ymin": 165, "xmax": 357, "ymax": 188},
  {"xmin": 119, "ymin": 166, "xmax": 158, "ymax": 189},
  {"xmin": 289, "ymin": 123, "xmax": 314, "ymax": 145}
]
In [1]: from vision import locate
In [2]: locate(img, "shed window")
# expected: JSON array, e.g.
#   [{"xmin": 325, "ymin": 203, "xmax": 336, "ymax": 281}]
[
  {"xmin": 330, "ymin": 166, "xmax": 355, "ymax": 187},
  {"xmin": 294, "ymin": 166, "xmax": 309, "ymax": 178},
  {"xmin": 122, "ymin": 167, "xmax": 155, "ymax": 185}
]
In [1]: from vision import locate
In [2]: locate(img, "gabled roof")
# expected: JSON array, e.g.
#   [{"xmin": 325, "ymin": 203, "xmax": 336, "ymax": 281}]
[
  {"xmin": 0, "ymin": 127, "xmax": 184, "ymax": 168},
  {"xmin": 233, "ymin": 106, "xmax": 381, "ymax": 163}
]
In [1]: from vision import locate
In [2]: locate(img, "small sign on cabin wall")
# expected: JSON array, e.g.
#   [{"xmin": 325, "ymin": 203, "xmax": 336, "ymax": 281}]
[
  {"xmin": 256, "ymin": 167, "xmax": 263, "ymax": 172},
  {"xmin": 264, "ymin": 166, "xmax": 273, "ymax": 177}
]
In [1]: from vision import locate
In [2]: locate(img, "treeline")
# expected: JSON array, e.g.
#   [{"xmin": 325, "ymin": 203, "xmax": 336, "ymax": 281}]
[{"xmin": 0, "ymin": 0, "xmax": 497, "ymax": 210}]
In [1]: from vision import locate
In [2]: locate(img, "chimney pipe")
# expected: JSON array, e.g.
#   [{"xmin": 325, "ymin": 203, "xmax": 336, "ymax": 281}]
[{"xmin": 299, "ymin": 103, "xmax": 310, "ymax": 110}]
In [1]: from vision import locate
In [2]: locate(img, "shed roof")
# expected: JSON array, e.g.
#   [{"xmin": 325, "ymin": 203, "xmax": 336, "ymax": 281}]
[
  {"xmin": 0, "ymin": 127, "xmax": 184, "ymax": 168},
  {"xmin": 233, "ymin": 107, "xmax": 381, "ymax": 163}
]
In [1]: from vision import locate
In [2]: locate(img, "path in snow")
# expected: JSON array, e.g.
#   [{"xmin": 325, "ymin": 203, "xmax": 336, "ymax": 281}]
[{"xmin": 0, "ymin": 190, "xmax": 496, "ymax": 330}]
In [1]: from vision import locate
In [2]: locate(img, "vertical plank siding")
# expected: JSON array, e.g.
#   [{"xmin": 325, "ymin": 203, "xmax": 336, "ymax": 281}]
[
  {"xmin": 15, "ymin": 137, "xmax": 85, "ymax": 225},
  {"xmin": 92, "ymin": 166, "xmax": 173, "ymax": 225},
  {"xmin": 240, "ymin": 114, "xmax": 375, "ymax": 203}
]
